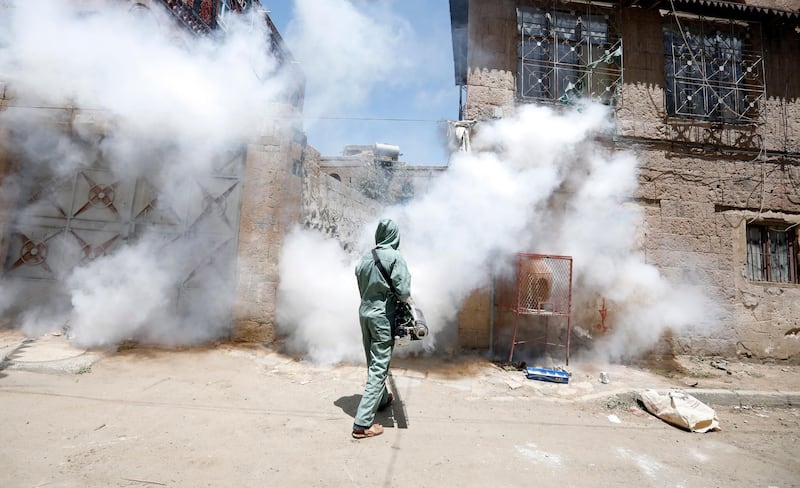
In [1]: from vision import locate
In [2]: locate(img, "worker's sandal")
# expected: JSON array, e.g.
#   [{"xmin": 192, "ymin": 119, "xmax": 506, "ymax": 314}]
[{"xmin": 352, "ymin": 423, "xmax": 384, "ymax": 439}]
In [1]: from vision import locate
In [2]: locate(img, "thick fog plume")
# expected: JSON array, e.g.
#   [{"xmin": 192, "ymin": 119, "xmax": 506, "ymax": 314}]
[
  {"xmin": 284, "ymin": 0, "xmax": 412, "ymax": 120},
  {"xmin": 278, "ymin": 103, "xmax": 722, "ymax": 364},
  {"xmin": 277, "ymin": 230, "xmax": 362, "ymax": 364},
  {"xmin": 0, "ymin": 1, "xmax": 285, "ymax": 346}
]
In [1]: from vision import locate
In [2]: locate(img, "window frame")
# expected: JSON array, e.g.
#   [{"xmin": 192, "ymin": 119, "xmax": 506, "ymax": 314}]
[
  {"xmin": 746, "ymin": 222, "xmax": 799, "ymax": 284},
  {"xmin": 663, "ymin": 14, "xmax": 765, "ymax": 124},
  {"xmin": 516, "ymin": 4, "xmax": 622, "ymax": 106}
]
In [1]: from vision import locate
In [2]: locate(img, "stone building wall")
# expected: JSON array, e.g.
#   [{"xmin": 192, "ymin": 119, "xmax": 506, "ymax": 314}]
[
  {"xmin": 0, "ymin": 83, "xmax": 10, "ymax": 271},
  {"xmin": 0, "ymin": 152, "xmax": 10, "ymax": 273},
  {"xmin": 456, "ymin": 0, "xmax": 800, "ymax": 360},
  {"xmin": 230, "ymin": 116, "xmax": 306, "ymax": 342},
  {"xmin": 618, "ymin": 5, "xmax": 800, "ymax": 359},
  {"xmin": 463, "ymin": 0, "xmax": 518, "ymax": 121},
  {"xmin": 320, "ymin": 148, "xmax": 446, "ymax": 207},
  {"xmin": 457, "ymin": 287, "xmax": 494, "ymax": 349},
  {"xmin": 302, "ymin": 147, "xmax": 383, "ymax": 252}
]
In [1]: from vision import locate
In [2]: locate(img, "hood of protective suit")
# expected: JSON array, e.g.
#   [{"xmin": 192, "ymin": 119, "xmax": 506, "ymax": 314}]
[{"xmin": 374, "ymin": 218, "xmax": 400, "ymax": 249}]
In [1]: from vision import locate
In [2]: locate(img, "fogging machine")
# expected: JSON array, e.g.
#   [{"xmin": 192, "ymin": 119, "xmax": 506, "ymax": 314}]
[
  {"xmin": 393, "ymin": 303, "xmax": 429, "ymax": 347},
  {"xmin": 371, "ymin": 249, "xmax": 429, "ymax": 346}
]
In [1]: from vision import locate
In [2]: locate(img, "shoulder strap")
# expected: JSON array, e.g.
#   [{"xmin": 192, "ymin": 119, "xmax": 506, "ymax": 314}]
[{"xmin": 371, "ymin": 249, "xmax": 398, "ymax": 295}]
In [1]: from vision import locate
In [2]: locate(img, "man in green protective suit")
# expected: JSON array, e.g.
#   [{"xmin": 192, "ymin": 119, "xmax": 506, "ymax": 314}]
[{"xmin": 351, "ymin": 218, "xmax": 412, "ymax": 439}]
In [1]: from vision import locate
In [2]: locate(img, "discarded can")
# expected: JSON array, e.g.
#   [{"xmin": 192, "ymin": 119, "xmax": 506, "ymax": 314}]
[{"xmin": 599, "ymin": 372, "xmax": 610, "ymax": 384}]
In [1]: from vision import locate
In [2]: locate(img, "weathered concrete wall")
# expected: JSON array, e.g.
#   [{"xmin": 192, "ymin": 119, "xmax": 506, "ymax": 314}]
[
  {"xmin": 458, "ymin": 0, "xmax": 800, "ymax": 361},
  {"xmin": 745, "ymin": 0, "xmax": 800, "ymax": 11}
]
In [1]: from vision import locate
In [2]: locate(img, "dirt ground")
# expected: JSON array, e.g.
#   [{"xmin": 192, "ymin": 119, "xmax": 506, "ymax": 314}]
[{"xmin": 1, "ymin": 335, "xmax": 799, "ymax": 488}]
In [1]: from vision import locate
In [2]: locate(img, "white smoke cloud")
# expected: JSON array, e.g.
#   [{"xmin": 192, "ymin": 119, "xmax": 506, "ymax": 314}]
[
  {"xmin": 284, "ymin": 0, "xmax": 412, "ymax": 119},
  {"xmin": 66, "ymin": 240, "xmax": 174, "ymax": 346},
  {"xmin": 0, "ymin": 0, "xmax": 285, "ymax": 346},
  {"xmin": 0, "ymin": 1, "xmax": 283, "ymax": 140},
  {"xmin": 276, "ymin": 228, "xmax": 362, "ymax": 364},
  {"xmin": 278, "ymin": 102, "xmax": 723, "ymax": 364}
]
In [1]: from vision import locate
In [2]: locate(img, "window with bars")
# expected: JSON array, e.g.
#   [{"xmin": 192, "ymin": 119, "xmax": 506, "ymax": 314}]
[
  {"xmin": 746, "ymin": 223, "xmax": 799, "ymax": 284},
  {"xmin": 517, "ymin": 6, "xmax": 622, "ymax": 105},
  {"xmin": 663, "ymin": 17, "xmax": 765, "ymax": 123}
]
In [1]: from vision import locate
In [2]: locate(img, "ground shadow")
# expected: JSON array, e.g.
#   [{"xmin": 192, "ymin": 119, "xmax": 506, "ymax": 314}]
[
  {"xmin": 334, "ymin": 388, "xmax": 407, "ymax": 430},
  {"xmin": 386, "ymin": 372, "xmax": 407, "ymax": 429},
  {"xmin": 334, "ymin": 394, "xmax": 360, "ymax": 419}
]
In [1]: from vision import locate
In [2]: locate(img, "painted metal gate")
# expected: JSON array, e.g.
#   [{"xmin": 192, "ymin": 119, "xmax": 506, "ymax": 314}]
[{"xmin": 4, "ymin": 146, "xmax": 246, "ymax": 321}]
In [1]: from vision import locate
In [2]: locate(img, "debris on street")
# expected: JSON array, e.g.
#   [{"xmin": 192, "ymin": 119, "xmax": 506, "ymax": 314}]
[
  {"xmin": 710, "ymin": 360, "xmax": 731, "ymax": 374},
  {"xmin": 637, "ymin": 389, "xmax": 720, "ymax": 433},
  {"xmin": 525, "ymin": 367, "xmax": 570, "ymax": 384}
]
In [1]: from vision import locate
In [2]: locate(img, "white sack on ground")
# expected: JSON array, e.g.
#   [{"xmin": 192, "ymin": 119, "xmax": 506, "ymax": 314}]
[{"xmin": 637, "ymin": 389, "xmax": 720, "ymax": 433}]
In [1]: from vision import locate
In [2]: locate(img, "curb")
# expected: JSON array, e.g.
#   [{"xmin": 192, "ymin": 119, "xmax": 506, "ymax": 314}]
[
  {"xmin": 686, "ymin": 388, "xmax": 800, "ymax": 408},
  {"xmin": 610, "ymin": 388, "xmax": 800, "ymax": 409},
  {"xmin": 0, "ymin": 353, "xmax": 102, "ymax": 375}
]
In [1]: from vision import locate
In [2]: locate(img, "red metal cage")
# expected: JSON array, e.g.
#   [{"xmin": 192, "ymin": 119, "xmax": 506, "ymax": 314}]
[{"xmin": 496, "ymin": 253, "xmax": 573, "ymax": 364}]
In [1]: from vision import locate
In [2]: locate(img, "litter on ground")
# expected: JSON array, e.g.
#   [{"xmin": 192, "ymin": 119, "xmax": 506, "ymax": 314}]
[
  {"xmin": 637, "ymin": 389, "xmax": 720, "ymax": 433},
  {"xmin": 525, "ymin": 367, "xmax": 570, "ymax": 384}
]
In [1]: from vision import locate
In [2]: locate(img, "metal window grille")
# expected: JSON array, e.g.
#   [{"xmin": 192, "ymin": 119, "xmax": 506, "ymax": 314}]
[
  {"xmin": 746, "ymin": 224, "xmax": 799, "ymax": 284},
  {"xmin": 517, "ymin": 4, "xmax": 622, "ymax": 105},
  {"xmin": 663, "ymin": 16, "xmax": 765, "ymax": 123}
]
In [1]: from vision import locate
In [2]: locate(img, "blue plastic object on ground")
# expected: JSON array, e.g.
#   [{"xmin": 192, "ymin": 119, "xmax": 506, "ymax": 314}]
[{"xmin": 525, "ymin": 367, "xmax": 570, "ymax": 384}]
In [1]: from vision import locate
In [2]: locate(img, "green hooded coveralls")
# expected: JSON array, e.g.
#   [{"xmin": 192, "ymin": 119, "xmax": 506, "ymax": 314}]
[{"xmin": 353, "ymin": 219, "xmax": 411, "ymax": 429}]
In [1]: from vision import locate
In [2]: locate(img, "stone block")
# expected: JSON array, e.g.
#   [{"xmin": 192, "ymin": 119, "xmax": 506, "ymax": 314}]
[{"xmin": 231, "ymin": 319, "xmax": 275, "ymax": 344}]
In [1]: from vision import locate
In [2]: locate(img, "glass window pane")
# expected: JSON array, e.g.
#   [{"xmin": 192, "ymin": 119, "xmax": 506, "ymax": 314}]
[
  {"xmin": 769, "ymin": 229, "xmax": 790, "ymax": 283},
  {"xmin": 585, "ymin": 15, "xmax": 609, "ymax": 44},
  {"xmin": 746, "ymin": 226, "xmax": 765, "ymax": 281},
  {"xmin": 552, "ymin": 12, "xmax": 579, "ymax": 41},
  {"xmin": 520, "ymin": 8, "xmax": 548, "ymax": 37}
]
